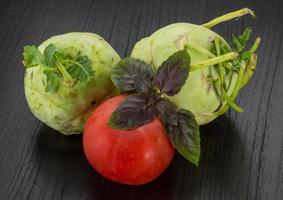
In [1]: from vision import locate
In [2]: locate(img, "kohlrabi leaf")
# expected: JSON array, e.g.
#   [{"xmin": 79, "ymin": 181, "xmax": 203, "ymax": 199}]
[
  {"xmin": 165, "ymin": 109, "xmax": 201, "ymax": 166},
  {"xmin": 23, "ymin": 45, "xmax": 46, "ymax": 68},
  {"xmin": 22, "ymin": 43, "xmax": 95, "ymax": 93},
  {"xmin": 154, "ymin": 48, "xmax": 190, "ymax": 96},
  {"xmin": 108, "ymin": 94, "xmax": 156, "ymax": 130},
  {"xmin": 111, "ymin": 58, "xmax": 154, "ymax": 94},
  {"xmin": 155, "ymin": 98, "xmax": 177, "ymax": 126},
  {"xmin": 43, "ymin": 70, "xmax": 61, "ymax": 93},
  {"xmin": 232, "ymin": 27, "xmax": 252, "ymax": 52},
  {"xmin": 44, "ymin": 44, "xmax": 57, "ymax": 68},
  {"xmin": 66, "ymin": 54, "xmax": 95, "ymax": 82}
]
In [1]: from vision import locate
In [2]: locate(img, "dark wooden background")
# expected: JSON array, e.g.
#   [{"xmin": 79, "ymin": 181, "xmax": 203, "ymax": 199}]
[{"xmin": 0, "ymin": 0, "xmax": 282, "ymax": 199}]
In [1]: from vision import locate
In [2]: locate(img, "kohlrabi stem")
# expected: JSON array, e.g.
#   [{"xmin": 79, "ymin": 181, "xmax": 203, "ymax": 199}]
[
  {"xmin": 224, "ymin": 69, "xmax": 234, "ymax": 91},
  {"xmin": 246, "ymin": 37, "xmax": 261, "ymax": 54},
  {"xmin": 214, "ymin": 38, "xmax": 224, "ymax": 95},
  {"xmin": 214, "ymin": 74, "xmax": 243, "ymax": 112},
  {"xmin": 222, "ymin": 91, "xmax": 244, "ymax": 112},
  {"xmin": 214, "ymin": 61, "xmax": 246, "ymax": 116},
  {"xmin": 57, "ymin": 61, "xmax": 75, "ymax": 87},
  {"xmin": 240, "ymin": 54, "xmax": 257, "ymax": 88},
  {"xmin": 223, "ymin": 62, "xmax": 233, "ymax": 70},
  {"xmin": 42, "ymin": 66, "xmax": 57, "ymax": 72},
  {"xmin": 54, "ymin": 54, "xmax": 76, "ymax": 87},
  {"xmin": 187, "ymin": 42, "xmax": 216, "ymax": 58},
  {"xmin": 202, "ymin": 8, "xmax": 256, "ymax": 28},
  {"xmin": 191, "ymin": 52, "xmax": 238, "ymax": 71}
]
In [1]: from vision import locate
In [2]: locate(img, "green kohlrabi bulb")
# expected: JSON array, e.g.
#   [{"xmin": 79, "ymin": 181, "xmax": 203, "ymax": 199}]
[
  {"xmin": 131, "ymin": 8, "xmax": 260, "ymax": 125},
  {"xmin": 24, "ymin": 32, "xmax": 120, "ymax": 135}
]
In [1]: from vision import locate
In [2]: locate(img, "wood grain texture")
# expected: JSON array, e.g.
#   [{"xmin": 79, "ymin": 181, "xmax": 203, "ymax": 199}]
[{"xmin": 0, "ymin": 0, "xmax": 282, "ymax": 199}]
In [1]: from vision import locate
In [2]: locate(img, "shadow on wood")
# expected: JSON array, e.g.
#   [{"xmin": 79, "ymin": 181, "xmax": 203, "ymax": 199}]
[
  {"xmin": 32, "ymin": 114, "xmax": 245, "ymax": 199},
  {"xmin": 166, "ymin": 114, "xmax": 246, "ymax": 199}
]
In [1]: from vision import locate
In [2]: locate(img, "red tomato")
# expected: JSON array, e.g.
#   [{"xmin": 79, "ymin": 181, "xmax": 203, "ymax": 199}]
[{"xmin": 83, "ymin": 95, "xmax": 174, "ymax": 185}]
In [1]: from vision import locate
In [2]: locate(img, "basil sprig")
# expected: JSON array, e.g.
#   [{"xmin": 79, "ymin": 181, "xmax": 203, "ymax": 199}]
[{"xmin": 109, "ymin": 48, "xmax": 201, "ymax": 166}]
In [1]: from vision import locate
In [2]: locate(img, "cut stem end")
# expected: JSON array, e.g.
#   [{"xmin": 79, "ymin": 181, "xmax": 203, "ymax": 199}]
[
  {"xmin": 191, "ymin": 52, "xmax": 238, "ymax": 71},
  {"xmin": 202, "ymin": 8, "xmax": 256, "ymax": 28}
]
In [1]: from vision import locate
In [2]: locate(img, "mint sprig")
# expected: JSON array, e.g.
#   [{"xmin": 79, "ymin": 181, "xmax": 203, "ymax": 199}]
[
  {"xmin": 22, "ymin": 44, "xmax": 95, "ymax": 92},
  {"xmin": 109, "ymin": 48, "xmax": 201, "ymax": 166}
]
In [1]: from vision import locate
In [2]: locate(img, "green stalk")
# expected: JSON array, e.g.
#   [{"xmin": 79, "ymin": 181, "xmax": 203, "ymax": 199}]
[
  {"xmin": 187, "ymin": 42, "xmax": 216, "ymax": 58},
  {"xmin": 54, "ymin": 54, "xmax": 75, "ymax": 87},
  {"xmin": 42, "ymin": 66, "xmax": 57, "ymax": 72},
  {"xmin": 202, "ymin": 8, "xmax": 256, "ymax": 28},
  {"xmin": 214, "ymin": 61, "xmax": 246, "ymax": 116},
  {"xmin": 213, "ymin": 75, "xmax": 243, "ymax": 113},
  {"xmin": 246, "ymin": 37, "xmax": 261, "ymax": 54},
  {"xmin": 56, "ymin": 61, "xmax": 75, "ymax": 87},
  {"xmin": 214, "ymin": 38, "xmax": 224, "ymax": 95},
  {"xmin": 222, "ymin": 90, "xmax": 243, "ymax": 112},
  {"xmin": 241, "ymin": 54, "xmax": 257, "ymax": 88},
  {"xmin": 191, "ymin": 52, "xmax": 238, "ymax": 71},
  {"xmin": 223, "ymin": 62, "xmax": 233, "ymax": 70},
  {"xmin": 224, "ymin": 70, "xmax": 234, "ymax": 91}
]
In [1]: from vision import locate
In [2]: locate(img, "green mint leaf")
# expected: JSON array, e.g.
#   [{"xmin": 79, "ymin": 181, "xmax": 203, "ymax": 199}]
[
  {"xmin": 108, "ymin": 94, "xmax": 156, "ymax": 130},
  {"xmin": 43, "ymin": 70, "xmax": 61, "ymax": 92},
  {"xmin": 154, "ymin": 48, "xmax": 190, "ymax": 96},
  {"xmin": 23, "ymin": 45, "xmax": 46, "ymax": 68},
  {"xmin": 111, "ymin": 58, "xmax": 154, "ymax": 94},
  {"xmin": 165, "ymin": 109, "xmax": 201, "ymax": 166},
  {"xmin": 44, "ymin": 44, "xmax": 57, "ymax": 68},
  {"xmin": 66, "ymin": 54, "xmax": 95, "ymax": 82},
  {"xmin": 155, "ymin": 98, "xmax": 177, "ymax": 126}
]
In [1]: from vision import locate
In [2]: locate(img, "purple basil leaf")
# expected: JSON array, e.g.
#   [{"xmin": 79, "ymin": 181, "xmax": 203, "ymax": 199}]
[
  {"xmin": 154, "ymin": 48, "xmax": 190, "ymax": 96},
  {"xmin": 165, "ymin": 109, "xmax": 201, "ymax": 166},
  {"xmin": 111, "ymin": 58, "xmax": 154, "ymax": 94},
  {"xmin": 108, "ymin": 94, "xmax": 156, "ymax": 130},
  {"xmin": 155, "ymin": 98, "xmax": 177, "ymax": 126}
]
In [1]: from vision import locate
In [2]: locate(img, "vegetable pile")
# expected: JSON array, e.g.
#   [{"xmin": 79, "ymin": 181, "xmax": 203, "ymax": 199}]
[
  {"xmin": 132, "ymin": 8, "xmax": 260, "ymax": 125},
  {"xmin": 108, "ymin": 49, "xmax": 200, "ymax": 165},
  {"xmin": 22, "ymin": 8, "xmax": 260, "ymax": 185}
]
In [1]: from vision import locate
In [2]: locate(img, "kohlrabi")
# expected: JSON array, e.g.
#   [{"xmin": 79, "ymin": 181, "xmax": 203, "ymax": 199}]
[
  {"xmin": 23, "ymin": 32, "xmax": 120, "ymax": 135},
  {"xmin": 131, "ymin": 8, "xmax": 261, "ymax": 125}
]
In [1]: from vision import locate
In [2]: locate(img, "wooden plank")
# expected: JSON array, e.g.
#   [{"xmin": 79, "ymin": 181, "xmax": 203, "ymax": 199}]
[{"xmin": 0, "ymin": 0, "xmax": 282, "ymax": 199}]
